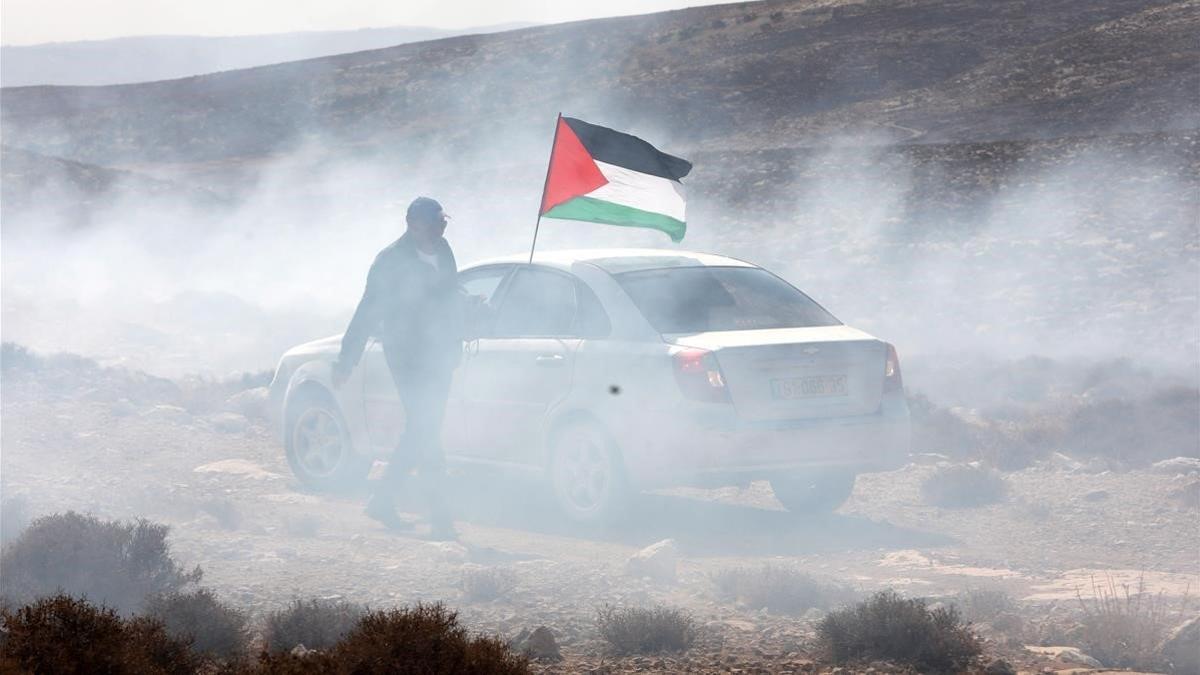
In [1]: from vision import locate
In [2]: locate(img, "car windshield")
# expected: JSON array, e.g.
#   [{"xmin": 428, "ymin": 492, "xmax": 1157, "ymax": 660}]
[{"xmin": 614, "ymin": 266, "xmax": 841, "ymax": 334}]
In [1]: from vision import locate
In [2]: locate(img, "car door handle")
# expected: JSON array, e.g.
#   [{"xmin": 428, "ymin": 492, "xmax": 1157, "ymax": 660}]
[{"xmin": 535, "ymin": 354, "xmax": 565, "ymax": 366}]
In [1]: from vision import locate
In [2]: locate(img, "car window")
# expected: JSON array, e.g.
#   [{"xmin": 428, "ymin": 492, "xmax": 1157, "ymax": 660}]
[
  {"xmin": 459, "ymin": 265, "xmax": 510, "ymax": 303},
  {"xmin": 575, "ymin": 282, "xmax": 611, "ymax": 338},
  {"xmin": 615, "ymin": 266, "xmax": 841, "ymax": 334},
  {"xmin": 493, "ymin": 268, "xmax": 578, "ymax": 337}
]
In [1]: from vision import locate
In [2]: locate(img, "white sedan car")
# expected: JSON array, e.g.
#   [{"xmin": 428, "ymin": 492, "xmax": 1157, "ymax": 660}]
[{"xmin": 270, "ymin": 249, "xmax": 910, "ymax": 522}]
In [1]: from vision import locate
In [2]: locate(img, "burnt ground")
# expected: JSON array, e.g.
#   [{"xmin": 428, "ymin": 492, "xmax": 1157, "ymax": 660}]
[{"xmin": 1, "ymin": 362, "xmax": 1196, "ymax": 673}]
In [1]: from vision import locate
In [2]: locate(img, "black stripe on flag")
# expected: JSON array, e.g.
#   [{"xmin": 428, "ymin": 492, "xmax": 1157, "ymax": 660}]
[{"xmin": 564, "ymin": 117, "xmax": 692, "ymax": 181}]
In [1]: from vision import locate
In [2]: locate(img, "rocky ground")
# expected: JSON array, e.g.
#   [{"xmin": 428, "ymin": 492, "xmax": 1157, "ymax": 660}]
[{"xmin": 1, "ymin": 356, "xmax": 1196, "ymax": 673}]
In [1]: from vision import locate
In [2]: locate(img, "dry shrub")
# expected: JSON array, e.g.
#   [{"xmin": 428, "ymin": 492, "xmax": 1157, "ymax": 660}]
[
  {"xmin": 1075, "ymin": 575, "xmax": 1189, "ymax": 671},
  {"xmin": 0, "ymin": 593, "xmax": 200, "ymax": 674},
  {"xmin": 817, "ymin": 590, "xmax": 982, "ymax": 673},
  {"xmin": 1062, "ymin": 387, "xmax": 1200, "ymax": 466},
  {"xmin": 247, "ymin": 603, "xmax": 529, "ymax": 674},
  {"xmin": 953, "ymin": 588, "xmax": 1016, "ymax": 622},
  {"xmin": 921, "ymin": 464, "xmax": 1007, "ymax": 508},
  {"xmin": 462, "ymin": 567, "xmax": 518, "ymax": 602},
  {"xmin": 711, "ymin": 565, "xmax": 850, "ymax": 615},
  {"xmin": 0, "ymin": 511, "xmax": 202, "ymax": 614},
  {"xmin": 263, "ymin": 598, "xmax": 365, "ymax": 653},
  {"xmin": 596, "ymin": 605, "xmax": 697, "ymax": 655},
  {"xmin": 144, "ymin": 588, "xmax": 248, "ymax": 660}
]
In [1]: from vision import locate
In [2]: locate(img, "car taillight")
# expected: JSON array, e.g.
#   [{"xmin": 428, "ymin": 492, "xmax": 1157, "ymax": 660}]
[
  {"xmin": 672, "ymin": 347, "xmax": 730, "ymax": 403},
  {"xmin": 883, "ymin": 343, "xmax": 903, "ymax": 392}
]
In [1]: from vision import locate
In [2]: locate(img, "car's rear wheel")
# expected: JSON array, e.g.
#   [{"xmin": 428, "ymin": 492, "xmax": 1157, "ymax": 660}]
[
  {"xmin": 285, "ymin": 388, "xmax": 370, "ymax": 492},
  {"xmin": 770, "ymin": 470, "xmax": 857, "ymax": 514},
  {"xmin": 549, "ymin": 421, "xmax": 628, "ymax": 524}
]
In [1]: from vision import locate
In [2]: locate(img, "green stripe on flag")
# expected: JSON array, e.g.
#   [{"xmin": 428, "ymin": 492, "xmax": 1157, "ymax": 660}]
[{"xmin": 544, "ymin": 196, "xmax": 686, "ymax": 242}]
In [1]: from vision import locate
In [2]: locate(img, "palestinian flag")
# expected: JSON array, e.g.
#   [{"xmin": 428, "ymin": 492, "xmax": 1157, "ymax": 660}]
[{"xmin": 539, "ymin": 116, "xmax": 692, "ymax": 242}]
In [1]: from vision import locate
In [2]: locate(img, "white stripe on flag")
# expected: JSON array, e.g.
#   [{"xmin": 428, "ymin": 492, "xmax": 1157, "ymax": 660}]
[{"xmin": 586, "ymin": 160, "xmax": 686, "ymax": 222}]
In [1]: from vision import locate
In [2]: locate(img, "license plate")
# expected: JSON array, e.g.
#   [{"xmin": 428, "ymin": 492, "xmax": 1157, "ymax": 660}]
[{"xmin": 771, "ymin": 374, "xmax": 848, "ymax": 399}]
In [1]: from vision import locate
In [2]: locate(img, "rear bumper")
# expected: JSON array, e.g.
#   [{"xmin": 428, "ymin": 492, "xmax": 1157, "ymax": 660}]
[{"xmin": 618, "ymin": 392, "xmax": 911, "ymax": 488}]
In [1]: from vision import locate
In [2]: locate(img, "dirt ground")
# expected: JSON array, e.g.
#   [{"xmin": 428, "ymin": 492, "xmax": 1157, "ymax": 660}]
[{"xmin": 1, "ymin": 370, "xmax": 1197, "ymax": 673}]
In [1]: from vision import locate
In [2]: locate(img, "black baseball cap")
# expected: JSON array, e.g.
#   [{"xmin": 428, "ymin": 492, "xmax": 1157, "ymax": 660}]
[{"xmin": 406, "ymin": 196, "xmax": 446, "ymax": 224}]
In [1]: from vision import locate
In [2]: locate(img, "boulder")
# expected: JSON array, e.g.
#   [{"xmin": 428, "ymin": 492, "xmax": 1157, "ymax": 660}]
[
  {"xmin": 982, "ymin": 658, "xmax": 1016, "ymax": 675},
  {"xmin": 519, "ymin": 626, "xmax": 562, "ymax": 662},
  {"xmin": 225, "ymin": 386, "xmax": 270, "ymax": 420},
  {"xmin": 1160, "ymin": 615, "xmax": 1199, "ymax": 674},
  {"xmin": 1024, "ymin": 645, "xmax": 1103, "ymax": 668},
  {"xmin": 625, "ymin": 538, "xmax": 678, "ymax": 583},
  {"xmin": 208, "ymin": 412, "xmax": 249, "ymax": 433}
]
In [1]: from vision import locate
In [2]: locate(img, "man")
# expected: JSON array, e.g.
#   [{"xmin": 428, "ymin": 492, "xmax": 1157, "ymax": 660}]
[{"xmin": 331, "ymin": 196, "xmax": 462, "ymax": 539}]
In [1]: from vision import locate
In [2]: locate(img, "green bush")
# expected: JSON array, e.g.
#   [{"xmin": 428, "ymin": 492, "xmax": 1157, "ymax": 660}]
[
  {"xmin": 596, "ymin": 605, "xmax": 696, "ymax": 655},
  {"xmin": 263, "ymin": 598, "xmax": 364, "ymax": 653},
  {"xmin": 817, "ymin": 590, "xmax": 982, "ymax": 673},
  {"xmin": 711, "ymin": 565, "xmax": 850, "ymax": 615},
  {"xmin": 144, "ymin": 589, "xmax": 247, "ymax": 660},
  {"xmin": 0, "ymin": 512, "xmax": 202, "ymax": 614}
]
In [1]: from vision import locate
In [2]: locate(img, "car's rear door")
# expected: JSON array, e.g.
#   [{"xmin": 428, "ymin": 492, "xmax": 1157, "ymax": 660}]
[
  {"xmin": 361, "ymin": 264, "xmax": 513, "ymax": 456},
  {"xmin": 459, "ymin": 266, "xmax": 582, "ymax": 466}
]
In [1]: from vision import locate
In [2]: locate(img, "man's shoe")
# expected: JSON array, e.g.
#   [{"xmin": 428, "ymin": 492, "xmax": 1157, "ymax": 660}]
[{"xmin": 365, "ymin": 497, "xmax": 414, "ymax": 531}]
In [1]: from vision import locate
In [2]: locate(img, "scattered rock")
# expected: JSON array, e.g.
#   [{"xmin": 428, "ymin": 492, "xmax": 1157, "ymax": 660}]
[
  {"xmin": 625, "ymin": 538, "xmax": 678, "ymax": 583},
  {"xmin": 1082, "ymin": 489, "xmax": 1109, "ymax": 502},
  {"xmin": 1159, "ymin": 615, "xmax": 1199, "ymax": 674},
  {"xmin": 983, "ymin": 658, "xmax": 1016, "ymax": 675},
  {"xmin": 1152, "ymin": 457, "xmax": 1200, "ymax": 475},
  {"xmin": 193, "ymin": 458, "xmax": 279, "ymax": 479},
  {"xmin": 208, "ymin": 412, "xmax": 249, "ymax": 433},
  {"xmin": 517, "ymin": 626, "xmax": 562, "ymax": 662},
  {"xmin": 225, "ymin": 386, "xmax": 270, "ymax": 419},
  {"xmin": 1024, "ymin": 645, "xmax": 1103, "ymax": 668},
  {"xmin": 427, "ymin": 541, "xmax": 469, "ymax": 563},
  {"xmin": 290, "ymin": 643, "xmax": 313, "ymax": 657}
]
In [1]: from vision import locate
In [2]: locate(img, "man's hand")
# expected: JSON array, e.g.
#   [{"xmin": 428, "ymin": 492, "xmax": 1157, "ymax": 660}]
[{"xmin": 330, "ymin": 359, "xmax": 352, "ymax": 389}]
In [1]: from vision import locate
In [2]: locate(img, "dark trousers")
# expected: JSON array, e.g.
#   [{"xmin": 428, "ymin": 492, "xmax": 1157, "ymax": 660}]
[{"xmin": 376, "ymin": 352, "xmax": 455, "ymax": 528}]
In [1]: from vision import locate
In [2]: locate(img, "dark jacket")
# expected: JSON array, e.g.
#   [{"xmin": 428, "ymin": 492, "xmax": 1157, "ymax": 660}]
[{"xmin": 338, "ymin": 232, "xmax": 462, "ymax": 372}]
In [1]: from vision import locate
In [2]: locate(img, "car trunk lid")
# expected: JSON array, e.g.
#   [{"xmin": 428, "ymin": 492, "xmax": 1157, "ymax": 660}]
[{"xmin": 667, "ymin": 325, "xmax": 886, "ymax": 421}]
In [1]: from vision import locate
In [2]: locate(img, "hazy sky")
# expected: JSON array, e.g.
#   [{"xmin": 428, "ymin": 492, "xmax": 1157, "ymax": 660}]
[{"xmin": 2, "ymin": 0, "xmax": 732, "ymax": 45}]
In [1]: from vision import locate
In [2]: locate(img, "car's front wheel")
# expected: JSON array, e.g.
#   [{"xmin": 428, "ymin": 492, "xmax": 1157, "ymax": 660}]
[
  {"xmin": 549, "ymin": 421, "xmax": 628, "ymax": 524},
  {"xmin": 285, "ymin": 388, "xmax": 370, "ymax": 492},
  {"xmin": 770, "ymin": 470, "xmax": 857, "ymax": 514}
]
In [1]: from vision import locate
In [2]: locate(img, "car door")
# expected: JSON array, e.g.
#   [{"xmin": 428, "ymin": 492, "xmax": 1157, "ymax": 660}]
[
  {"xmin": 360, "ymin": 264, "xmax": 513, "ymax": 457},
  {"xmin": 460, "ymin": 266, "xmax": 582, "ymax": 466}
]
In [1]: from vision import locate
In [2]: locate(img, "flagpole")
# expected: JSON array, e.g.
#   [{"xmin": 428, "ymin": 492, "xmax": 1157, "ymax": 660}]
[{"xmin": 530, "ymin": 112, "xmax": 563, "ymax": 264}]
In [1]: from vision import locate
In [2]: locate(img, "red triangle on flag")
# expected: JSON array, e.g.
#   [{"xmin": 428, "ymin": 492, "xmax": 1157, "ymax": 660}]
[{"xmin": 540, "ymin": 116, "xmax": 608, "ymax": 215}]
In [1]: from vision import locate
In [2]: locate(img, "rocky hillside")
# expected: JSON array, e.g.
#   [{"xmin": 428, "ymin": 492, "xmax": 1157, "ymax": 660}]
[{"xmin": 1, "ymin": 0, "xmax": 1195, "ymax": 171}]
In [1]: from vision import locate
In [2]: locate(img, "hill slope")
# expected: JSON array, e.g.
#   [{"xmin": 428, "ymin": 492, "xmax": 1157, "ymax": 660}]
[
  {"xmin": 1, "ymin": 0, "xmax": 1194, "ymax": 171},
  {"xmin": 0, "ymin": 23, "xmax": 536, "ymax": 87}
]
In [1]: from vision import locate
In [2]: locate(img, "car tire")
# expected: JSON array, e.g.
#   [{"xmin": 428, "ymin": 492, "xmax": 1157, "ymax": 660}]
[
  {"xmin": 284, "ymin": 388, "xmax": 370, "ymax": 492},
  {"xmin": 770, "ymin": 470, "xmax": 857, "ymax": 514},
  {"xmin": 548, "ymin": 421, "xmax": 628, "ymax": 524}
]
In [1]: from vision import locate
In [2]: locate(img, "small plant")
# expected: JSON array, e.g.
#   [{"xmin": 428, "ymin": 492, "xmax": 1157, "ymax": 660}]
[
  {"xmin": 462, "ymin": 567, "xmax": 518, "ymax": 602},
  {"xmin": 1075, "ymin": 574, "xmax": 1188, "ymax": 671},
  {"xmin": 144, "ymin": 588, "xmax": 248, "ymax": 660},
  {"xmin": 921, "ymin": 463, "xmax": 1007, "ymax": 508},
  {"xmin": 817, "ymin": 590, "xmax": 982, "ymax": 673},
  {"xmin": 331, "ymin": 603, "xmax": 528, "ymax": 673},
  {"xmin": 711, "ymin": 565, "xmax": 850, "ymax": 615},
  {"xmin": 0, "ymin": 593, "xmax": 200, "ymax": 674},
  {"xmin": 953, "ymin": 588, "xmax": 1017, "ymax": 622},
  {"xmin": 263, "ymin": 598, "xmax": 365, "ymax": 653},
  {"xmin": 596, "ymin": 605, "xmax": 697, "ymax": 655},
  {"xmin": 0, "ymin": 511, "xmax": 202, "ymax": 614}
]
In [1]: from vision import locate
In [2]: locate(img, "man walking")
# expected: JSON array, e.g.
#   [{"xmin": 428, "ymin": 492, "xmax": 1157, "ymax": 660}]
[{"xmin": 331, "ymin": 196, "xmax": 461, "ymax": 539}]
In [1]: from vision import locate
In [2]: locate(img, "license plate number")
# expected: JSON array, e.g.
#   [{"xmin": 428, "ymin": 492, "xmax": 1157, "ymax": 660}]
[{"xmin": 771, "ymin": 374, "xmax": 847, "ymax": 399}]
